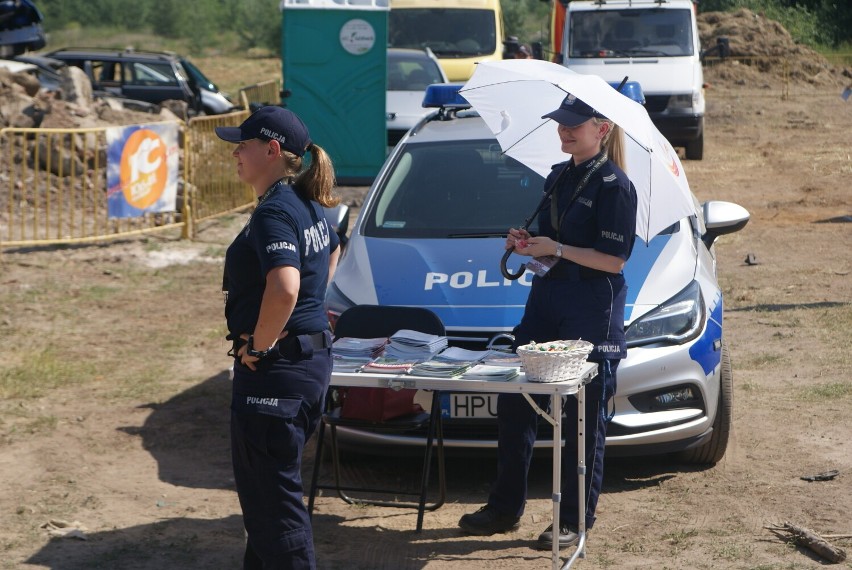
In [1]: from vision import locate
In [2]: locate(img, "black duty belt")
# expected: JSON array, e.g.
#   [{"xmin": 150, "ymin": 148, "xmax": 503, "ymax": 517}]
[
  {"xmin": 229, "ymin": 330, "xmax": 330, "ymax": 361},
  {"xmin": 280, "ymin": 331, "xmax": 330, "ymax": 351}
]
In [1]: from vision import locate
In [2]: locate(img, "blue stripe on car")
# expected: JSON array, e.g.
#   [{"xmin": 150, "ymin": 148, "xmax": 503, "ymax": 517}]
[
  {"xmin": 689, "ymin": 291, "xmax": 723, "ymax": 375},
  {"xmin": 622, "ymin": 235, "xmax": 670, "ymax": 321}
]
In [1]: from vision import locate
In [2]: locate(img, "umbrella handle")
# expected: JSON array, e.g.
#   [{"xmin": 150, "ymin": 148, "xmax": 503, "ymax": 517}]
[
  {"xmin": 499, "ymin": 163, "xmax": 570, "ymax": 282},
  {"xmin": 500, "ymin": 247, "xmax": 527, "ymax": 281}
]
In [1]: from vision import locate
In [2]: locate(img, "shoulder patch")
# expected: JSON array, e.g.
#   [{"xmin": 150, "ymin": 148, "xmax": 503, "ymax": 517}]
[{"xmin": 602, "ymin": 173, "xmax": 617, "ymax": 182}]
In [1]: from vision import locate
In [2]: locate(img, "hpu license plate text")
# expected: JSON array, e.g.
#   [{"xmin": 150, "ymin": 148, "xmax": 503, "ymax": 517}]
[{"xmin": 441, "ymin": 393, "xmax": 498, "ymax": 418}]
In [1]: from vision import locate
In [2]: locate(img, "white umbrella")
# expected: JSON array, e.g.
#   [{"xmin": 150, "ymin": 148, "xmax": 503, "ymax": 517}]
[{"xmin": 459, "ymin": 59, "xmax": 695, "ymax": 243}]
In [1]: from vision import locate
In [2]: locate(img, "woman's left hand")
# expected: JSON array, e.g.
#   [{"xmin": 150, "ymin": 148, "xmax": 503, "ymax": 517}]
[
  {"xmin": 514, "ymin": 236, "xmax": 556, "ymax": 258},
  {"xmin": 237, "ymin": 331, "xmax": 289, "ymax": 371}
]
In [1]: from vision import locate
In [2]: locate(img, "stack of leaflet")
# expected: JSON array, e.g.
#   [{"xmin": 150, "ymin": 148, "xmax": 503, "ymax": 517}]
[
  {"xmin": 409, "ymin": 346, "xmax": 487, "ymax": 377},
  {"xmin": 384, "ymin": 329, "xmax": 448, "ymax": 362},
  {"xmin": 332, "ymin": 337, "xmax": 388, "ymax": 372},
  {"xmin": 432, "ymin": 347, "xmax": 491, "ymax": 363},
  {"xmin": 410, "ymin": 359, "xmax": 473, "ymax": 378},
  {"xmin": 361, "ymin": 356, "xmax": 419, "ymax": 374},
  {"xmin": 460, "ymin": 364, "xmax": 520, "ymax": 381}
]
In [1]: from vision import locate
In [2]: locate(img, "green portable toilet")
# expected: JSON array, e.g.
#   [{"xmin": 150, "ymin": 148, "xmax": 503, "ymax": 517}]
[{"xmin": 280, "ymin": 0, "xmax": 389, "ymax": 185}]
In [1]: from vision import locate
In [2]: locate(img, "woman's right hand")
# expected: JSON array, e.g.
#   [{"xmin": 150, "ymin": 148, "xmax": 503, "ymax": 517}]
[{"xmin": 506, "ymin": 228, "xmax": 531, "ymax": 251}]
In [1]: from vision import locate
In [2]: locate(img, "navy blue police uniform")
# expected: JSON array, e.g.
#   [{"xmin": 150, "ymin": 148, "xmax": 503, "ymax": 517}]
[
  {"xmin": 488, "ymin": 151, "xmax": 637, "ymax": 530},
  {"xmin": 224, "ymin": 178, "xmax": 339, "ymax": 570}
]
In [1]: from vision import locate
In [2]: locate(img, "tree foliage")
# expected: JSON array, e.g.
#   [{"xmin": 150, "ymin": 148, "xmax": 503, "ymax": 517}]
[
  {"xmin": 695, "ymin": 0, "xmax": 850, "ymax": 47},
  {"xmin": 31, "ymin": 0, "xmax": 852, "ymax": 53},
  {"xmin": 36, "ymin": 0, "xmax": 282, "ymax": 54}
]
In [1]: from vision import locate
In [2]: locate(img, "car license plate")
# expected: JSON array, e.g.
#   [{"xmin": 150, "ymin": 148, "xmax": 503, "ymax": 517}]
[{"xmin": 440, "ymin": 393, "xmax": 498, "ymax": 418}]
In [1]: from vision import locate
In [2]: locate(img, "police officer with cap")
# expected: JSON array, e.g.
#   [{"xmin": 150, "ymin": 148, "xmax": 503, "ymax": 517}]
[
  {"xmin": 216, "ymin": 105, "xmax": 341, "ymax": 569},
  {"xmin": 459, "ymin": 93, "xmax": 638, "ymax": 550}
]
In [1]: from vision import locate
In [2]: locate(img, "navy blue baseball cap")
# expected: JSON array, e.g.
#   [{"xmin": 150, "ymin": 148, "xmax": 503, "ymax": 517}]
[
  {"xmin": 215, "ymin": 106, "xmax": 312, "ymax": 157},
  {"xmin": 542, "ymin": 93, "xmax": 607, "ymax": 127}
]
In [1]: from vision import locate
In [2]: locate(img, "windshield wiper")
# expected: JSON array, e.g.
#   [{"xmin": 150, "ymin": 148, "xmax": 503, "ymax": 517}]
[{"xmin": 447, "ymin": 231, "xmax": 507, "ymax": 238}]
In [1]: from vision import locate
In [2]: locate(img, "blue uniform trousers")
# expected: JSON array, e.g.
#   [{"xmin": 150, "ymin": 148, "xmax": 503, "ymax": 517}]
[
  {"xmin": 231, "ymin": 333, "xmax": 331, "ymax": 570},
  {"xmin": 487, "ymin": 274, "xmax": 622, "ymax": 529},
  {"xmin": 488, "ymin": 361, "xmax": 616, "ymax": 529}
]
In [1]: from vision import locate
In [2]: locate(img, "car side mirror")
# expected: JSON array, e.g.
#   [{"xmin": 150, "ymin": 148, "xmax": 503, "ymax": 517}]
[
  {"xmin": 701, "ymin": 200, "xmax": 749, "ymax": 248},
  {"xmin": 324, "ymin": 204, "xmax": 351, "ymax": 246}
]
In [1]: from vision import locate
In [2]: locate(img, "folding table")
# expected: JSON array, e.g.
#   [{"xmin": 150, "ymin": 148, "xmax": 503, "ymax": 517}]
[{"xmin": 327, "ymin": 361, "xmax": 598, "ymax": 570}]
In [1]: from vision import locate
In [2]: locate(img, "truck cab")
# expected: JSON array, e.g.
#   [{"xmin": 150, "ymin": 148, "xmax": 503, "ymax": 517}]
[
  {"xmin": 553, "ymin": 0, "xmax": 705, "ymax": 159},
  {"xmin": 388, "ymin": 0, "xmax": 505, "ymax": 82}
]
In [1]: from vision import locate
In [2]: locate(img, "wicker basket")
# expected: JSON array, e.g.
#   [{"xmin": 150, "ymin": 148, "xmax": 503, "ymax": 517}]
[{"xmin": 516, "ymin": 340, "xmax": 594, "ymax": 383}]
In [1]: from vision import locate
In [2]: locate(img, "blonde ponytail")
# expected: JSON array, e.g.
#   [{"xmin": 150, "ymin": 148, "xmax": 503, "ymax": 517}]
[
  {"xmin": 595, "ymin": 119, "xmax": 626, "ymax": 171},
  {"xmin": 293, "ymin": 143, "xmax": 340, "ymax": 208}
]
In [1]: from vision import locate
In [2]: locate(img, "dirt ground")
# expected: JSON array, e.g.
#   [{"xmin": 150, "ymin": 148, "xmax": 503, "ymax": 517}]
[{"xmin": 2, "ymin": 13, "xmax": 852, "ymax": 570}]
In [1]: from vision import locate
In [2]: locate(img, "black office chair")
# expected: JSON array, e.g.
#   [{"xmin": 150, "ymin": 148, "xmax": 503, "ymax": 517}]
[{"xmin": 307, "ymin": 305, "xmax": 447, "ymax": 531}]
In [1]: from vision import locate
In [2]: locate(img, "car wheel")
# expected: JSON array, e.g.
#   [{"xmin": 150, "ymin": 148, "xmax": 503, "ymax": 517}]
[
  {"xmin": 685, "ymin": 133, "xmax": 704, "ymax": 160},
  {"xmin": 678, "ymin": 340, "xmax": 732, "ymax": 464}
]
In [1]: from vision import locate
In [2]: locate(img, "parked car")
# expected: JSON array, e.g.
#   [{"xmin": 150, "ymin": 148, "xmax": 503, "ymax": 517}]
[
  {"xmin": 386, "ymin": 47, "xmax": 447, "ymax": 146},
  {"xmin": 326, "ymin": 84, "xmax": 750, "ymax": 464},
  {"xmin": 43, "ymin": 47, "xmax": 232, "ymax": 115},
  {"xmin": 178, "ymin": 56, "xmax": 235, "ymax": 115}
]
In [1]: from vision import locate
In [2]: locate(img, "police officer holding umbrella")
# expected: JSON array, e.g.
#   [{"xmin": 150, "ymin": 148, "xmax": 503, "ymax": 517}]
[
  {"xmin": 216, "ymin": 106, "xmax": 340, "ymax": 569},
  {"xmin": 459, "ymin": 93, "xmax": 638, "ymax": 550}
]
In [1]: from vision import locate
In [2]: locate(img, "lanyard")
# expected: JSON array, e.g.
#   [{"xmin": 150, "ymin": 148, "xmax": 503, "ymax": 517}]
[
  {"xmin": 242, "ymin": 179, "xmax": 285, "ymax": 233},
  {"xmin": 550, "ymin": 153, "xmax": 608, "ymax": 236}
]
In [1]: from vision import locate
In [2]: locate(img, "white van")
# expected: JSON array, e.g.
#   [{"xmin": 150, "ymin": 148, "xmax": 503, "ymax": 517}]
[{"xmin": 554, "ymin": 0, "xmax": 705, "ymax": 159}]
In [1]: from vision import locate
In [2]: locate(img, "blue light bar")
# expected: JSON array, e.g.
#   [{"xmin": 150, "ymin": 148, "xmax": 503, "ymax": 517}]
[
  {"xmin": 609, "ymin": 80, "xmax": 646, "ymax": 105},
  {"xmin": 422, "ymin": 84, "xmax": 470, "ymax": 109}
]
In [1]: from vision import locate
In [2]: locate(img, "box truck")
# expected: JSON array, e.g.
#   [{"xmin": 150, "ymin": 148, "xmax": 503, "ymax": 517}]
[
  {"xmin": 388, "ymin": 0, "xmax": 505, "ymax": 82},
  {"xmin": 551, "ymin": 0, "xmax": 705, "ymax": 159}
]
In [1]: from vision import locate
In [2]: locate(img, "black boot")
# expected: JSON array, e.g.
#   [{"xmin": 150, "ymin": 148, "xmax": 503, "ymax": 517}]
[
  {"xmin": 535, "ymin": 522, "xmax": 581, "ymax": 550},
  {"xmin": 458, "ymin": 505, "xmax": 520, "ymax": 536}
]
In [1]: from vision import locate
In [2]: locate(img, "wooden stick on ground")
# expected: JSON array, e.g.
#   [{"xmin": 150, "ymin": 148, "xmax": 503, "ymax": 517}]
[{"xmin": 766, "ymin": 521, "xmax": 848, "ymax": 563}]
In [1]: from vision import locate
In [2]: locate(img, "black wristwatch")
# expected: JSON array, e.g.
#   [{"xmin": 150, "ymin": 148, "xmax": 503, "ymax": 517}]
[{"xmin": 247, "ymin": 335, "xmax": 272, "ymax": 359}]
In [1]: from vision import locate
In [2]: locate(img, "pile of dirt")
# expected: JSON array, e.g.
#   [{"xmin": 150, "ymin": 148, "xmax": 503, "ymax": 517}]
[
  {"xmin": 0, "ymin": 66, "xmax": 183, "ymax": 132},
  {"xmin": 698, "ymin": 8, "xmax": 852, "ymax": 88}
]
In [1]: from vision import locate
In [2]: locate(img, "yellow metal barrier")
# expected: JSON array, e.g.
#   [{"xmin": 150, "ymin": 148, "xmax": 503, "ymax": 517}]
[
  {"xmin": 1, "ymin": 122, "xmax": 186, "ymax": 248},
  {"xmin": 185, "ymin": 110, "xmax": 254, "ymax": 234},
  {"xmin": 0, "ymin": 79, "xmax": 284, "ymax": 250},
  {"xmin": 239, "ymin": 79, "xmax": 282, "ymax": 111},
  {"xmin": 0, "ymin": 115, "xmax": 254, "ymax": 249}
]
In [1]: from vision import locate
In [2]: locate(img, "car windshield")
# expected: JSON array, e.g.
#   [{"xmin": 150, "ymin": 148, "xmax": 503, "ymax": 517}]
[
  {"xmin": 569, "ymin": 8, "xmax": 694, "ymax": 57},
  {"xmin": 389, "ymin": 9, "xmax": 496, "ymax": 57},
  {"xmin": 388, "ymin": 54, "xmax": 445, "ymax": 91},
  {"xmin": 181, "ymin": 58, "xmax": 216, "ymax": 91},
  {"xmin": 363, "ymin": 140, "xmax": 545, "ymax": 239}
]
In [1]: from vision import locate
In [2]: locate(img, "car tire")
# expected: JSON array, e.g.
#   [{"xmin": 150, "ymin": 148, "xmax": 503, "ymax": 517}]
[
  {"xmin": 685, "ymin": 133, "xmax": 704, "ymax": 160},
  {"xmin": 678, "ymin": 340, "xmax": 732, "ymax": 464}
]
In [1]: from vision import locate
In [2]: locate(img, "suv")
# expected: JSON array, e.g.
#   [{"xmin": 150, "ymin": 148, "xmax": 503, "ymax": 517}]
[
  {"xmin": 326, "ymin": 85, "xmax": 751, "ymax": 463},
  {"xmin": 44, "ymin": 47, "xmax": 233, "ymax": 115}
]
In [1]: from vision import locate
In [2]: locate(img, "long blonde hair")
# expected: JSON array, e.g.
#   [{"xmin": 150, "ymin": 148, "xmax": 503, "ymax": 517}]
[
  {"xmin": 594, "ymin": 118, "xmax": 626, "ymax": 172},
  {"xmin": 284, "ymin": 143, "xmax": 340, "ymax": 208}
]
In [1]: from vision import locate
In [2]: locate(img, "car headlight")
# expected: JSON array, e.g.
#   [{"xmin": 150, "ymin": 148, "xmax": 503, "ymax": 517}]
[
  {"xmin": 667, "ymin": 91, "xmax": 703, "ymax": 111},
  {"xmin": 626, "ymin": 281, "xmax": 704, "ymax": 347}
]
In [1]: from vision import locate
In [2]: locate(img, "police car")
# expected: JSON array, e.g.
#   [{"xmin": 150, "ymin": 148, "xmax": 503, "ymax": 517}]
[{"xmin": 326, "ymin": 85, "xmax": 749, "ymax": 463}]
